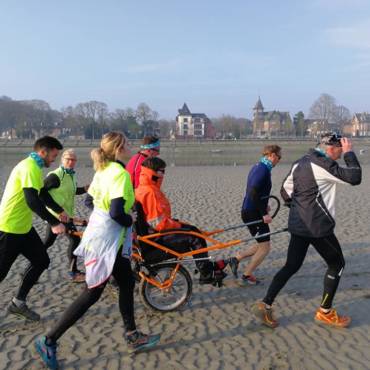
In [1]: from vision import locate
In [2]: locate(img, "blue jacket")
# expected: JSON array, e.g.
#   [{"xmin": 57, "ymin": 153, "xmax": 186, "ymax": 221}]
[{"xmin": 241, "ymin": 162, "xmax": 272, "ymax": 216}]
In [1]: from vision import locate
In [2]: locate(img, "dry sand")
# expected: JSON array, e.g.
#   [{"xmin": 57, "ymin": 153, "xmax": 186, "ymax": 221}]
[{"xmin": 1, "ymin": 164, "xmax": 370, "ymax": 370}]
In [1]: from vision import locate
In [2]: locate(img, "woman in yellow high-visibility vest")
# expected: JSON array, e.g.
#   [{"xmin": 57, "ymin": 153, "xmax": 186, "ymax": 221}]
[{"xmin": 35, "ymin": 132, "xmax": 160, "ymax": 370}]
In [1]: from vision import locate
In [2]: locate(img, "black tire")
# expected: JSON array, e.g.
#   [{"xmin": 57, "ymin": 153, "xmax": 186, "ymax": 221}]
[
  {"xmin": 139, "ymin": 262, "xmax": 193, "ymax": 312},
  {"xmin": 261, "ymin": 195, "xmax": 281, "ymax": 219}
]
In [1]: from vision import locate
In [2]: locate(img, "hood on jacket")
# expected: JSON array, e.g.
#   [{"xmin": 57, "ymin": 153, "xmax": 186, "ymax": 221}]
[{"xmin": 138, "ymin": 166, "xmax": 163, "ymax": 188}]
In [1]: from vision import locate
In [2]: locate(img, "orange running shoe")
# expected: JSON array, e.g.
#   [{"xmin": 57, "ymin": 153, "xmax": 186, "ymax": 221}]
[
  {"xmin": 314, "ymin": 308, "xmax": 351, "ymax": 328},
  {"xmin": 251, "ymin": 301, "xmax": 279, "ymax": 328}
]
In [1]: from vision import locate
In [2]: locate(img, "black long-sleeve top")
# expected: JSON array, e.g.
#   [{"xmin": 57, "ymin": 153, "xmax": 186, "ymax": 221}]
[{"xmin": 23, "ymin": 188, "xmax": 60, "ymax": 226}]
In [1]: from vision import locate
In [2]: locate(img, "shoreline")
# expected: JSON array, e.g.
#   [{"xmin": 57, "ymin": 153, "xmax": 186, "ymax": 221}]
[{"xmin": 1, "ymin": 140, "xmax": 370, "ymax": 166}]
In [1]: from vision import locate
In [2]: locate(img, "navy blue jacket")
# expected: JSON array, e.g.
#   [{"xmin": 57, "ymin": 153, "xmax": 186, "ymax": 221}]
[{"xmin": 241, "ymin": 162, "xmax": 272, "ymax": 216}]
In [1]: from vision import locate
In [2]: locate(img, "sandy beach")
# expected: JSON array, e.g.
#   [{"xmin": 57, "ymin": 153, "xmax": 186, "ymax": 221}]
[{"xmin": 1, "ymin": 163, "xmax": 370, "ymax": 370}]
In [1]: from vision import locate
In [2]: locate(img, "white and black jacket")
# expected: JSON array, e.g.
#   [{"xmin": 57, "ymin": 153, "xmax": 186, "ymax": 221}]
[{"xmin": 281, "ymin": 149, "xmax": 361, "ymax": 238}]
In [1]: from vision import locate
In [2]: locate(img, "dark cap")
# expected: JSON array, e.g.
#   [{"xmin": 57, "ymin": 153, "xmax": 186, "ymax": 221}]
[{"xmin": 320, "ymin": 132, "xmax": 342, "ymax": 147}]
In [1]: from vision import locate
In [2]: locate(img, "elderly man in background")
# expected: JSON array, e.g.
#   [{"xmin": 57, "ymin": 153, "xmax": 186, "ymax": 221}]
[{"xmin": 40, "ymin": 148, "xmax": 89, "ymax": 283}]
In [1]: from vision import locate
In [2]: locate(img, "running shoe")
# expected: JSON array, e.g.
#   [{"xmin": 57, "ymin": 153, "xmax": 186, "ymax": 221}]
[
  {"xmin": 68, "ymin": 271, "xmax": 85, "ymax": 283},
  {"xmin": 314, "ymin": 308, "xmax": 351, "ymax": 328},
  {"xmin": 228, "ymin": 257, "xmax": 239, "ymax": 278},
  {"xmin": 35, "ymin": 336, "xmax": 58, "ymax": 370},
  {"xmin": 126, "ymin": 331, "xmax": 161, "ymax": 353},
  {"xmin": 240, "ymin": 274, "xmax": 261, "ymax": 286},
  {"xmin": 251, "ymin": 301, "xmax": 279, "ymax": 328},
  {"xmin": 7, "ymin": 301, "xmax": 40, "ymax": 321}
]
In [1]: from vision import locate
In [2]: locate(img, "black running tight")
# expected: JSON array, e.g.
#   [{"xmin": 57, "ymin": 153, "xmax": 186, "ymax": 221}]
[
  {"xmin": 47, "ymin": 254, "xmax": 136, "ymax": 343},
  {"xmin": 0, "ymin": 228, "xmax": 50, "ymax": 301},
  {"xmin": 263, "ymin": 233, "xmax": 345, "ymax": 309},
  {"xmin": 43, "ymin": 223, "xmax": 80, "ymax": 272}
]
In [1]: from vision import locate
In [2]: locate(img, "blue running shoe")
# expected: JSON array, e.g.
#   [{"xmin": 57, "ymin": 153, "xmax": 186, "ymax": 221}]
[
  {"xmin": 126, "ymin": 331, "xmax": 160, "ymax": 353},
  {"xmin": 35, "ymin": 336, "xmax": 58, "ymax": 370}
]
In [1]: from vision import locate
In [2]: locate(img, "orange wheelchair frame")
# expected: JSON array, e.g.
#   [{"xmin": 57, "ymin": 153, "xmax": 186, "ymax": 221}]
[
  {"xmin": 134, "ymin": 227, "xmax": 285, "ymax": 283},
  {"xmin": 70, "ymin": 196, "xmax": 287, "ymax": 312},
  {"xmin": 131, "ymin": 195, "xmax": 287, "ymax": 312}
]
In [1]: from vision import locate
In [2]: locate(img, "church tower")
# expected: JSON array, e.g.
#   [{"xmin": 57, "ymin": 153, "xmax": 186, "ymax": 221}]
[
  {"xmin": 253, "ymin": 96, "xmax": 265, "ymax": 136},
  {"xmin": 253, "ymin": 96, "xmax": 264, "ymax": 120}
]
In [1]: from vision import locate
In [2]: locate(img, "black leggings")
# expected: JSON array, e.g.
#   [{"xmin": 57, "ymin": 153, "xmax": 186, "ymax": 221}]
[
  {"xmin": 0, "ymin": 228, "xmax": 50, "ymax": 301},
  {"xmin": 47, "ymin": 254, "xmax": 136, "ymax": 343},
  {"xmin": 263, "ymin": 233, "xmax": 345, "ymax": 309},
  {"xmin": 43, "ymin": 223, "xmax": 81, "ymax": 272}
]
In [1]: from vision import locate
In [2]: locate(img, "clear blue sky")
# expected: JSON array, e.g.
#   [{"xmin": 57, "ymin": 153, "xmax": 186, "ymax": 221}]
[{"xmin": 1, "ymin": 0, "xmax": 370, "ymax": 119}]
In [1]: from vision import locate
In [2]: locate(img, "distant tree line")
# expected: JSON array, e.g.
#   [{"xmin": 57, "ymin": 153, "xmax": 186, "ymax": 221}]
[
  {"xmin": 0, "ymin": 93, "xmax": 353, "ymax": 140},
  {"xmin": 0, "ymin": 96, "xmax": 62, "ymax": 139},
  {"xmin": 211, "ymin": 115, "xmax": 253, "ymax": 139},
  {"xmin": 0, "ymin": 96, "xmax": 176, "ymax": 139}
]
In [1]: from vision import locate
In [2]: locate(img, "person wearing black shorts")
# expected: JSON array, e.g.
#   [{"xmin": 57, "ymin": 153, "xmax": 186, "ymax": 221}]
[
  {"xmin": 252, "ymin": 133, "xmax": 361, "ymax": 328},
  {"xmin": 228, "ymin": 145, "xmax": 282, "ymax": 285}
]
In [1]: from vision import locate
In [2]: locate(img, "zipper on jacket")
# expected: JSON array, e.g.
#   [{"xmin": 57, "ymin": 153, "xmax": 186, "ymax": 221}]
[{"xmin": 315, "ymin": 193, "xmax": 335, "ymax": 224}]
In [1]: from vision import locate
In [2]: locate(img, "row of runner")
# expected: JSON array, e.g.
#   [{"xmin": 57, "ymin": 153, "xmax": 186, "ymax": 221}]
[{"xmin": 0, "ymin": 132, "xmax": 361, "ymax": 369}]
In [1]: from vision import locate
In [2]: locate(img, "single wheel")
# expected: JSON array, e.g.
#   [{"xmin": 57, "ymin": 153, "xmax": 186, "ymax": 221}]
[{"xmin": 139, "ymin": 262, "xmax": 193, "ymax": 312}]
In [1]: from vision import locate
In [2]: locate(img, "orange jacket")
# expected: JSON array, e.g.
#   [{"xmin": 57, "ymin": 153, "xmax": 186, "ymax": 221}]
[{"xmin": 135, "ymin": 166, "xmax": 181, "ymax": 231}]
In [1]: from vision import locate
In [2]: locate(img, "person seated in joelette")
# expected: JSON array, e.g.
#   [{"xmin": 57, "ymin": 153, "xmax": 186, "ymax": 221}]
[{"xmin": 135, "ymin": 157, "xmax": 228, "ymax": 285}]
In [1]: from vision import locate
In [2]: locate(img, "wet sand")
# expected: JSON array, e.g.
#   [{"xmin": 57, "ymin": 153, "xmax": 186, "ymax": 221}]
[{"xmin": 1, "ymin": 164, "xmax": 370, "ymax": 370}]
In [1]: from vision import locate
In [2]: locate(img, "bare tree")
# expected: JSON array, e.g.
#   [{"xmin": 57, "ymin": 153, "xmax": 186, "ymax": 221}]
[
  {"xmin": 212, "ymin": 115, "xmax": 252, "ymax": 139},
  {"xmin": 335, "ymin": 105, "xmax": 351, "ymax": 124},
  {"xmin": 309, "ymin": 93, "xmax": 350, "ymax": 125},
  {"xmin": 75, "ymin": 101, "xmax": 108, "ymax": 122},
  {"xmin": 309, "ymin": 94, "xmax": 337, "ymax": 121},
  {"xmin": 19, "ymin": 99, "xmax": 51, "ymax": 111},
  {"xmin": 112, "ymin": 108, "xmax": 136, "ymax": 122},
  {"xmin": 158, "ymin": 119, "xmax": 175, "ymax": 138},
  {"xmin": 74, "ymin": 101, "xmax": 108, "ymax": 140},
  {"xmin": 136, "ymin": 103, "xmax": 153, "ymax": 124}
]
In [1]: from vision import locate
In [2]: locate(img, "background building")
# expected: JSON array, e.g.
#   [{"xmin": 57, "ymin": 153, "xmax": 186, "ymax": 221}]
[
  {"xmin": 176, "ymin": 103, "xmax": 215, "ymax": 139},
  {"xmin": 252, "ymin": 97, "xmax": 293, "ymax": 137},
  {"xmin": 349, "ymin": 113, "xmax": 370, "ymax": 137}
]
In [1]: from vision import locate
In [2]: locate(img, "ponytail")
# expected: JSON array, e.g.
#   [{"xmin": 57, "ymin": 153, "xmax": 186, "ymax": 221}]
[
  {"xmin": 91, "ymin": 148, "xmax": 107, "ymax": 171},
  {"xmin": 91, "ymin": 132, "xmax": 126, "ymax": 171}
]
